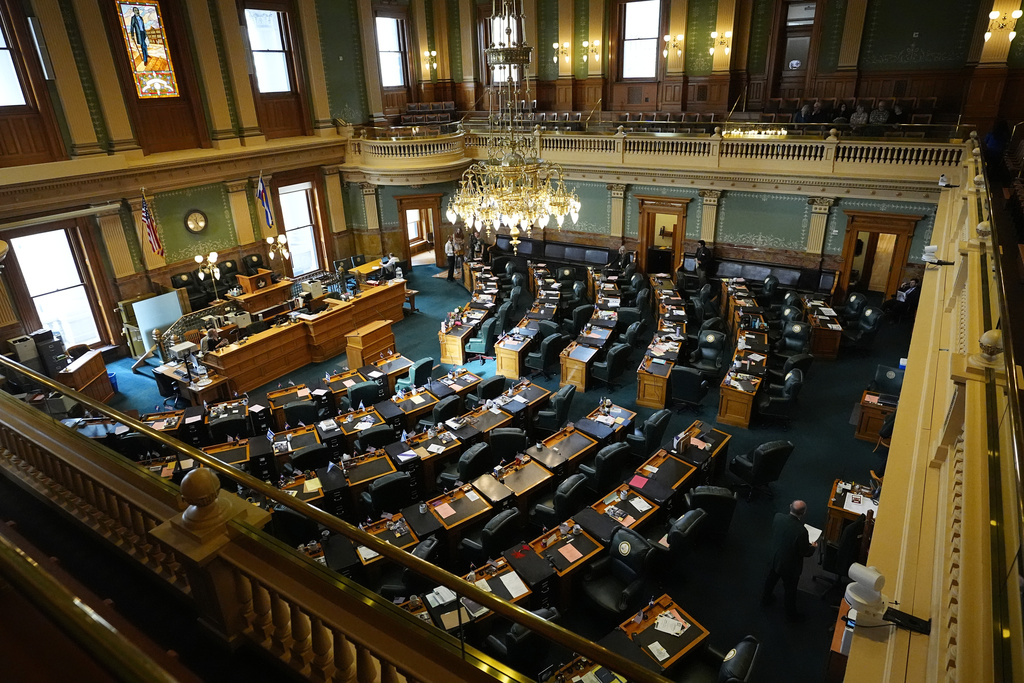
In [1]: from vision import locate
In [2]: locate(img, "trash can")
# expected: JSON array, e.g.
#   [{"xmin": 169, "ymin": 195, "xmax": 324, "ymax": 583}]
[{"xmin": 108, "ymin": 372, "xmax": 118, "ymax": 393}]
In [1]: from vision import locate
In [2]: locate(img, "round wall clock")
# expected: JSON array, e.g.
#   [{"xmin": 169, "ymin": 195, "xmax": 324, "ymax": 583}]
[{"xmin": 185, "ymin": 210, "xmax": 207, "ymax": 234}]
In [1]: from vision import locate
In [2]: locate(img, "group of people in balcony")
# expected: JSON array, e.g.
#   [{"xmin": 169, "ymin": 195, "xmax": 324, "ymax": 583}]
[{"xmin": 794, "ymin": 99, "xmax": 908, "ymax": 130}]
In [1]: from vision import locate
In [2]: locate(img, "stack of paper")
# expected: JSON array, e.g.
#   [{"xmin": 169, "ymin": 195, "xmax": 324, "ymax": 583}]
[
  {"xmin": 425, "ymin": 586, "xmax": 457, "ymax": 607},
  {"xmin": 499, "ymin": 572, "xmax": 529, "ymax": 599}
]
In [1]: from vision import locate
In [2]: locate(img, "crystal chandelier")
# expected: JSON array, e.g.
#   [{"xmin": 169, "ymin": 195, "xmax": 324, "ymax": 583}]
[{"xmin": 446, "ymin": 0, "xmax": 580, "ymax": 253}]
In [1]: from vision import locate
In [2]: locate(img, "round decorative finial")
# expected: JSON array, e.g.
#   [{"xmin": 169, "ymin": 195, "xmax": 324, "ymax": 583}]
[
  {"xmin": 827, "ymin": 128, "xmax": 839, "ymax": 141},
  {"xmin": 181, "ymin": 467, "xmax": 220, "ymax": 507},
  {"xmin": 976, "ymin": 220, "xmax": 991, "ymax": 238},
  {"xmin": 975, "ymin": 174, "xmax": 986, "ymax": 186},
  {"xmin": 970, "ymin": 130, "xmax": 978, "ymax": 140},
  {"xmin": 714, "ymin": 126, "xmax": 722, "ymax": 134},
  {"xmin": 970, "ymin": 329, "xmax": 1004, "ymax": 368},
  {"xmin": 972, "ymin": 147, "xmax": 981, "ymax": 157}
]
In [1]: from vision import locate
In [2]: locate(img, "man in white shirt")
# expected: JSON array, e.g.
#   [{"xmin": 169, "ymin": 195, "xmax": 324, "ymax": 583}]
[
  {"xmin": 200, "ymin": 328, "xmax": 227, "ymax": 353},
  {"xmin": 445, "ymin": 236, "xmax": 456, "ymax": 282}
]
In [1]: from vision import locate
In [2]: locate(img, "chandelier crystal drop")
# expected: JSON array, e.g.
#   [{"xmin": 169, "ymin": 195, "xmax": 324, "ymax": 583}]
[{"xmin": 446, "ymin": 0, "xmax": 580, "ymax": 253}]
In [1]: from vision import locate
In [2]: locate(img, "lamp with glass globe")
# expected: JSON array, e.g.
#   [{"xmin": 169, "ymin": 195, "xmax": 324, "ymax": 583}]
[{"xmin": 195, "ymin": 252, "xmax": 222, "ymax": 302}]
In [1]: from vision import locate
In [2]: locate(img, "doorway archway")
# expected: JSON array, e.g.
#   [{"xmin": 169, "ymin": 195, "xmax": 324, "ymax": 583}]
[{"xmin": 838, "ymin": 210, "xmax": 922, "ymax": 300}]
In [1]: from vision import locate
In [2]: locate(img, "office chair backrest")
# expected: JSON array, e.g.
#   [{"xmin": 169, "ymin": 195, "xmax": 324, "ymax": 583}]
[
  {"xmin": 480, "ymin": 509, "xmax": 523, "ymax": 555},
  {"xmin": 780, "ymin": 306, "xmax": 804, "ymax": 325},
  {"xmin": 859, "ymin": 307, "xmax": 882, "ymax": 332},
  {"xmin": 553, "ymin": 384, "xmax": 576, "ymax": 421},
  {"xmin": 782, "ymin": 290, "xmax": 799, "ymax": 308},
  {"xmin": 355, "ymin": 424, "xmax": 396, "ymax": 452},
  {"xmin": 872, "ymin": 365, "xmax": 904, "ymax": 395},
  {"xmin": 558, "ymin": 267, "xmax": 575, "ymax": 281},
  {"xmin": 541, "ymin": 334, "xmax": 570, "ymax": 364},
  {"xmin": 244, "ymin": 253, "xmax": 265, "ymax": 274},
  {"xmin": 490, "ymin": 428, "xmax": 528, "ymax": 460},
  {"xmin": 675, "ymin": 269, "xmax": 687, "ymax": 294},
  {"xmin": 283, "ymin": 400, "xmax": 319, "ymax": 426},
  {"xmin": 290, "ymin": 444, "xmax": 331, "ymax": 472},
  {"xmin": 719, "ymin": 635, "xmax": 760, "ymax": 683},
  {"xmin": 684, "ymin": 485, "xmax": 737, "ymax": 538},
  {"xmin": 845, "ymin": 292, "xmax": 867, "ymax": 317},
  {"xmin": 495, "ymin": 302, "xmax": 511, "ymax": 331},
  {"xmin": 693, "ymin": 330, "xmax": 727, "ymax": 364},
  {"xmin": 623, "ymin": 262, "xmax": 636, "ymax": 280},
  {"xmin": 270, "ymin": 505, "xmax": 321, "ymax": 547},
  {"xmin": 476, "ymin": 318, "xmax": 498, "ymax": 348},
  {"xmin": 781, "ymin": 368, "xmax": 803, "ymax": 399},
  {"xmin": 501, "ymin": 607, "xmax": 560, "ymax": 657},
  {"xmin": 608, "ymin": 526, "xmax": 653, "ymax": 583},
  {"xmin": 762, "ymin": 275, "xmax": 779, "ymax": 298},
  {"xmin": 210, "ymin": 414, "xmax": 248, "ymax": 443},
  {"xmin": 625, "ymin": 320, "xmax": 642, "ymax": 346},
  {"xmin": 551, "ymin": 473, "xmax": 589, "ymax": 517},
  {"xmin": 700, "ymin": 317, "xmax": 724, "ymax": 333},
  {"xmin": 777, "ymin": 322, "xmax": 809, "ymax": 353},
  {"xmin": 670, "ymin": 365, "xmax": 706, "ymax": 396},
  {"xmin": 878, "ymin": 410, "xmax": 897, "ymax": 439},
  {"xmin": 409, "ymin": 357, "xmax": 434, "ymax": 386},
  {"xmin": 751, "ymin": 440, "xmax": 794, "ymax": 481},
  {"xmin": 510, "ymin": 285, "xmax": 523, "ymax": 310},
  {"xmin": 476, "ymin": 375, "xmax": 507, "ymax": 402},
  {"xmin": 591, "ymin": 443, "xmax": 629, "ymax": 491},
  {"xmin": 347, "ymin": 381, "xmax": 380, "ymax": 410},
  {"xmin": 667, "ymin": 508, "xmax": 707, "ymax": 552},
  {"xmin": 602, "ymin": 343, "xmax": 631, "ymax": 378},
  {"xmin": 458, "ymin": 442, "xmax": 495, "ymax": 480},
  {"xmin": 781, "ymin": 353, "xmax": 813, "ymax": 378},
  {"xmin": 537, "ymin": 320, "xmax": 559, "ymax": 342},
  {"xmin": 643, "ymin": 409, "xmax": 672, "ymax": 449},
  {"xmin": 572, "ymin": 304, "xmax": 594, "ymax": 330},
  {"xmin": 635, "ymin": 288, "xmax": 652, "ymax": 316},
  {"xmin": 366, "ymin": 471, "xmax": 413, "ymax": 514},
  {"xmin": 432, "ymin": 394, "xmax": 464, "ymax": 423},
  {"xmin": 351, "ymin": 254, "xmax": 367, "ymax": 267}
]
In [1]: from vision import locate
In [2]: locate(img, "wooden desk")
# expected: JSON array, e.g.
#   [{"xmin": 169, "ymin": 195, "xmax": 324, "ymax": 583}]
[
  {"xmin": 347, "ymin": 320, "xmax": 395, "ymax": 368},
  {"xmin": 202, "ymin": 440, "xmax": 251, "ymax": 465},
  {"xmin": 601, "ymin": 594, "xmax": 709, "ymax": 672},
  {"xmin": 279, "ymin": 472, "xmax": 324, "ymax": 505},
  {"xmin": 267, "ymin": 384, "xmax": 313, "ymax": 430},
  {"xmin": 559, "ymin": 342, "xmax": 598, "ymax": 392},
  {"xmin": 368, "ymin": 354, "xmax": 413, "ymax": 393},
  {"xmin": 439, "ymin": 324, "xmax": 477, "ymax": 366},
  {"xmin": 670, "ymin": 419, "xmax": 733, "ymax": 485},
  {"xmin": 825, "ymin": 479, "xmax": 878, "ymax": 543},
  {"xmin": 426, "ymin": 484, "xmax": 493, "ymax": 533},
  {"xmin": 335, "ymin": 408, "xmax": 385, "ymax": 449},
  {"xmin": 717, "ymin": 374, "xmax": 762, "ymax": 429},
  {"xmin": 588, "ymin": 484, "xmax": 658, "ymax": 532},
  {"xmin": 354, "ymin": 514, "xmax": 418, "ymax": 566},
  {"xmin": 826, "ymin": 600, "xmax": 853, "ymax": 683},
  {"xmin": 152, "ymin": 363, "xmax": 231, "ymax": 406},
  {"xmin": 855, "ymin": 391, "xmax": 897, "ymax": 442},
  {"xmin": 526, "ymin": 427, "xmax": 599, "ymax": 476},
  {"xmin": 235, "ymin": 268, "xmax": 273, "ymax": 294},
  {"xmin": 392, "ymin": 389, "xmax": 439, "ymax": 429},
  {"xmin": 580, "ymin": 404, "xmax": 636, "ymax": 442},
  {"xmin": 226, "ymin": 278, "xmax": 292, "ymax": 313},
  {"xmin": 495, "ymin": 334, "xmax": 531, "ymax": 379},
  {"xmin": 269, "ymin": 425, "xmax": 321, "ymax": 462},
  {"xmin": 58, "ymin": 350, "xmax": 113, "ymax": 402},
  {"xmin": 426, "ymin": 370, "xmax": 482, "ymax": 400},
  {"xmin": 495, "ymin": 458, "xmax": 553, "ymax": 513},
  {"xmin": 204, "ymin": 321, "xmax": 312, "ymax": 395},
  {"xmin": 325, "ymin": 368, "xmax": 368, "ymax": 401},
  {"xmin": 455, "ymin": 406, "xmax": 513, "ymax": 441},
  {"xmin": 636, "ymin": 358, "xmax": 671, "ymax": 409},
  {"xmin": 205, "ymin": 398, "xmax": 248, "ymax": 427},
  {"xmin": 630, "ymin": 451, "xmax": 697, "ymax": 503},
  {"xmin": 140, "ymin": 410, "xmax": 184, "ymax": 434},
  {"xmin": 428, "ymin": 558, "xmax": 530, "ymax": 631},
  {"xmin": 348, "ymin": 258, "xmax": 384, "ymax": 283},
  {"xmin": 529, "ymin": 518, "xmax": 602, "ymax": 578},
  {"xmin": 543, "ymin": 658, "xmax": 624, "ymax": 683},
  {"xmin": 342, "ymin": 450, "xmax": 397, "ymax": 489},
  {"xmin": 393, "ymin": 429, "xmax": 461, "ymax": 486}
]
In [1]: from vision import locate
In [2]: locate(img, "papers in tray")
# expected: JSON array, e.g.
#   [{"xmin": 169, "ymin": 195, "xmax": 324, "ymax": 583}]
[
  {"xmin": 367, "ymin": 370, "xmax": 384, "ymax": 378},
  {"xmin": 499, "ymin": 571, "xmax": 529, "ymax": 599},
  {"xmin": 425, "ymin": 586, "xmax": 457, "ymax": 607},
  {"xmin": 655, "ymin": 613, "xmax": 685, "ymax": 636},
  {"xmin": 647, "ymin": 640, "xmax": 670, "ymax": 662},
  {"xmin": 629, "ymin": 496, "xmax": 653, "ymax": 513},
  {"xmin": 819, "ymin": 307, "xmax": 837, "ymax": 316},
  {"xmin": 426, "ymin": 443, "xmax": 446, "ymax": 454},
  {"xmin": 434, "ymin": 502, "xmax": 457, "ymax": 518},
  {"xmin": 410, "ymin": 394, "xmax": 426, "ymax": 404},
  {"xmin": 558, "ymin": 543, "xmax": 583, "ymax": 563},
  {"xmin": 465, "ymin": 490, "xmax": 480, "ymax": 502},
  {"xmin": 843, "ymin": 492, "xmax": 877, "ymax": 516}
]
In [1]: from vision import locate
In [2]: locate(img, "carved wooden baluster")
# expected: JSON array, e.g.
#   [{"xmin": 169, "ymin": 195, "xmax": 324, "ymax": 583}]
[
  {"xmin": 269, "ymin": 589, "xmax": 292, "ymax": 656},
  {"xmin": 251, "ymin": 580, "xmax": 274, "ymax": 643},
  {"xmin": 309, "ymin": 616, "xmax": 333, "ymax": 682},
  {"xmin": 289, "ymin": 602, "xmax": 312, "ymax": 667},
  {"xmin": 332, "ymin": 631, "xmax": 356, "ymax": 683},
  {"xmin": 233, "ymin": 570, "xmax": 254, "ymax": 631},
  {"xmin": 380, "ymin": 662, "xmax": 400, "ymax": 683},
  {"xmin": 355, "ymin": 643, "xmax": 379, "ymax": 683}
]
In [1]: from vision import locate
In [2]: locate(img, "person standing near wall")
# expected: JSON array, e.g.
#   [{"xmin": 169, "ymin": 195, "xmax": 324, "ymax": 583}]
[
  {"xmin": 761, "ymin": 500, "xmax": 817, "ymax": 621},
  {"xmin": 445, "ymin": 236, "xmax": 457, "ymax": 282},
  {"xmin": 695, "ymin": 239, "xmax": 712, "ymax": 287}
]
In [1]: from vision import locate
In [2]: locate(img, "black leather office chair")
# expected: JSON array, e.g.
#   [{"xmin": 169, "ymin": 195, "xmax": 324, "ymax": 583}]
[
  {"xmin": 347, "ymin": 381, "xmax": 381, "ymax": 411},
  {"xmin": 532, "ymin": 384, "xmax": 575, "ymax": 435},
  {"xmin": 354, "ymin": 424, "xmax": 396, "ymax": 452},
  {"xmin": 242, "ymin": 253, "xmax": 265, "ymax": 275},
  {"xmin": 767, "ymin": 305, "xmax": 804, "ymax": 344},
  {"xmin": 582, "ymin": 527, "xmax": 654, "ymax": 615},
  {"xmin": 757, "ymin": 368, "xmax": 803, "ymax": 427},
  {"xmin": 283, "ymin": 400, "xmax": 320, "ymax": 428},
  {"xmin": 396, "ymin": 357, "xmax": 433, "ymax": 392},
  {"xmin": 465, "ymin": 375, "xmax": 507, "ymax": 410},
  {"xmin": 591, "ymin": 343, "xmax": 631, "ymax": 390},
  {"xmin": 436, "ymin": 442, "xmax": 494, "ymax": 490},
  {"xmin": 869, "ymin": 365, "xmax": 905, "ymax": 396},
  {"xmin": 841, "ymin": 306, "xmax": 883, "ymax": 351},
  {"xmin": 729, "ymin": 440, "xmax": 794, "ymax": 499},
  {"xmin": 114, "ymin": 432, "xmax": 166, "ymax": 462},
  {"xmin": 578, "ymin": 442, "xmax": 630, "ymax": 493},
  {"xmin": 209, "ymin": 415, "xmax": 248, "ymax": 444},
  {"xmin": 561, "ymin": 304, "xmax": 594, "ymax": 336},
  {"xmin": 418, "ymin": 394, "xmax": 464, "ymax": 431},
  {"xmin": 535, "ymin": 320, "xmax": 560, "ymax": 344},
  {"xmin": 626, "ymin": 409, "xmax": 671, "ymax": 459},
  {"xmin": 684, "ymin": 486, "xmax": 738, "ymax": 541},
  {"xmin": 622, "ymin": 262, "xmax": 637, "ymax": 282},
  {"xmin": 670, "ymin": 366, "xmax": 710, "ymax": 413},
  {"xmin": 170, "ymin": 271, "xmax": 210, "ymax": 312},
  {"xmin": 839, "ymin": 291, "xmax": 868, "ymax": 325},
  {"xmin": 624, "ymin": 320, "xmax": 644, "ymax": 348},
  {"xmin": 690, "ymin": 330, "xmax": 728, "ymax": 378},
  {"xmin": 217, "ymin": 259, "xmax": 240, "ymax": 289},
  {"xmin": 459, "ymin": 509, "xmax": 523, "ymax": 568},
  {"xmin": 525, "ymin": 333, "xmax": 570, "ymax": 379},
  {"xmin": 350, "ymin": 254, "xmax": 367, "ymax": 268},
  {"xmin": 490, "ymin": 428, "xmax": 528, "ymax": 463},
  {"xmin": 379, "ymin": 537, "xmax": 440, "ymax": 600},
  {"xmin": 617, "ymin": 288, "xmax": 650, "ymax": 332},
  {"xmin": 756, "ymin": 275, "xmax": 780, "ymax": 308},
  {"xmin": 773, "ymin": 322, "xmax": 810, "ymax": 362},
  {"xmin": 767, "ymin": 290, "xmax": 800, "ymax": 319},
  {"xmin": 559, "ymin": 281, "xmax": 586, "ymax": 316},
  {"xmin": 684, "ymin": 635, "xmax": 760, "ymax": 683},
  {"xmin": 674, "ymin": 269, "xmax": 688, "ymax": 297},
  {"xmin": 619, "ymin": 272, "xmax": 643, "ymax": 301},
  {"xmin": 767, "ymin": 353, "xmax": 814, "ymax": 384},
  {"xmin": 269, "ymin": 505, "xmax": 321, "ymax": 548},
  {"xmin": 690, "ymin": 284, "xmax": 719, "ymax": 320},
  {"xmin": 288, "ymin": 444, "xmax": 331, "ymax": 473},
  {"xmin": 360, "ymin": 471, "xmax": 414, "ymax": 518},
  {"xmin": 485, "ymin": 607, "xmax": 561, "ymax": 677},
  {"xmin": 665, "ymin": 508, "xmax": 707, "ymax": 561},
  {"xmin": 816, "ymin": 513, "xmax": 868, "ymax": 591},
  {"xmin": 509, "ymin": 285, "xmax": 526, "ymax": 313},
  {"xmin": 684, "ymin": 316, "xmax": 724, "ymax": 349},
  {"xmin": 466, "ymin": 319, "xmax": 498, "ymax": 363},
  {"xmin": 529, "ymin": 473, "xmax": 589, "ymax": 529}
]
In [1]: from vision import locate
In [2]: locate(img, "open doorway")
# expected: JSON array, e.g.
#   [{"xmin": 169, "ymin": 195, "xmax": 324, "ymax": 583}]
[
  {"xmin": 636, "ymin": 195, "xmax": 691, "ymax": 274},
  {"xmin": 396, "ymin": 194, "xmax": 442, "ymax": 265},
  {"xmin": 839, "ymin": 210, "xmax": 921, "ymax": 300}
]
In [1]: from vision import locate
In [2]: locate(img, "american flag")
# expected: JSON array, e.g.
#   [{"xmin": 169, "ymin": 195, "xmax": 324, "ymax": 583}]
[
  {"xmin": 256, "ymin": 173, "xmax": 274, "ymax": 229},
  {"xmin": 141, "ymin": 192, "xmax": 164, "ymax": 257}
]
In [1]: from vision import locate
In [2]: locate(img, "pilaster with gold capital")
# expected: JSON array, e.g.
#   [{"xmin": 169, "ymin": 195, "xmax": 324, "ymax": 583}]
[
  {"xmin": 608, "ymin": 184, "xmax": 627, "ymax": 239},
  {"xmin": 806, "ymin": 197, "xmax": 837, "ymax": 255},
  {"xmin": 699, "ymin": 190, "xmax": 722, "ymax": 244},
  {"xmin": 225, "ymin": 180, "xmax": 257, "ymax": 246},
  {"xmin": 361, "ymin": 183, "xmax": 380, "ymax": 232}
]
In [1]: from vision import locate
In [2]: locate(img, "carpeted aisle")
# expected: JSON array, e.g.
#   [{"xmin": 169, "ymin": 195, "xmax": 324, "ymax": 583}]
[{"xmin": 93, "ymin": 264, "xmax": 911, "ymax": 681}]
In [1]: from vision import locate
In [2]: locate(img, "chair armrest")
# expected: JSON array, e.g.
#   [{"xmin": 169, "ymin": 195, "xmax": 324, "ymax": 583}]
[
  {"xmin": 485, "ymin": 634, "xmax": 508, "ymax": 657},
  {"xmin": 459, "ymin": 537, "xmax": 484, "ymax": 552},
  {"xmin": 578, "ymin": 462, "xmax": 597, "ymax": 477},
  {"xmin": 584, "ymin": 556, "xmax": 611, "ymax": 580},
  {"xmin": 625, "ymin": 432, "xmax": 644, "ymax": 448},
  {"xmin": 619, "ymin": 577, "xmax": 645, "ymax": 612}
]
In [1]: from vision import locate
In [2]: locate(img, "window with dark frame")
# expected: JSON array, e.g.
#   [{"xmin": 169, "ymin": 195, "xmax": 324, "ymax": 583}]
[
  {"xmin": 375, "ymin": 14, "xmax": 408, "ymax": 88},
  {"xmin": 620, "ymin": 0, "xmax": 661, "ymax": 80},
  {"xmin": 0, "ymin": 10, "xmax": 26, "ymax": 106},
  {"xmin": 277, "ymin": 182, "xmax": 321, "ymax": 276},
  {"xmin": 244, "ymin": 7, "xmax": 294, "ymax": 93}
]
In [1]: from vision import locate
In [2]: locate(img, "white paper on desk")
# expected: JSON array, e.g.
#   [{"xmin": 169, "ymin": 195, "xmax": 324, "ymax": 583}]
[
  {"xmin": 805, "ymin": 524, "xmax": 823, "ymax": 544},
  {"xmin": 312, "ymin": 388, "xmax": 328, "ymax": 396},
  {"xmin": 475, "ymin": 578, "xmax": 491, "ymax": 592},
  {"xmin": 489, "ymin": 407, "xmax": 501, "ymax": 415},
  {"xmin": 297, "ymin": 388, "xmax": 311, "ymax": 398},
  {"xmin": 465, "ymin": 491, "xmax": 480, "ymax": 502},
  {"xmin": 819, "ymin": 307, "xmax": 837, "ymax": 316},
  {"xmin": 356, "ymin": 546, "xmax": 379, "ymax": 561},
  {"xmin": 114, "ymin": 425, "xmax": 130, "ymax": 435},
  {"xmin": 630, "ymin": 497, "xmax": 652, "ymax": 513},
  {"xmin": 648, "ymin": 640, "xmax": 670, "ymax": 662},
  {"xmin": 249, "ymin": 404, "xmax": 265, "ymax": 413},
  {"xmin": 595, "ymin": 415, "xmax": 615, "ymax": 426},
  {"xmin": 829, "ymin": 323, "xmax": 843, "ymax": 330},
  {"xmin": 368, "ymin": 370, "xmax": 383, "ymax": 378},
  {"xmin": 433, "ymin": 586, "xmax": 457, "ymax": 604},
  {"xmin": 152, "ymin": 421, "xmax": 166, "ymax": 430},
  {"xmin": 747, "ymin": 353, "xmax": 766, "ymax": 362},
  {"xmin": 355, "ymin": 422, "xmax": 374, "ymax": 431},
  {"xmin": 303, "ymin": 477, "xmax": 321, "ymax": 493},
  {"xmin": 185, "ymin": 415, "xmax": 202, "ymax": 424},
  {"xmin": 427, "ymin": 444, "xmax": 445, "ymax": 454},
  {"xmin": 643, "ymin": 465, "xmax": 659, "ymax": 474},
  {"xmin": 410, "ymin": 394, "xmax": 425, "ymax": 405},
  {"xmin": 843, "ymin": 493, "xmax": 877, "ymax": 516},
  {"xmin": 655, "ymin": 614, "xmax": 684, "ymax": 636},
  {"xmin": 440, "ymin": 607, "xmax": 471, "ymax": 630},
  {"xmin": 500, "ymin": 572, "xmax": 529, "ymax": 599},
  {"xmin": 397, "ymin": 450, "xmax": 418, "ymax": 462},
  {"xmin": 512, "ymin": 394, "xmax": 528, "ymax": 404}
]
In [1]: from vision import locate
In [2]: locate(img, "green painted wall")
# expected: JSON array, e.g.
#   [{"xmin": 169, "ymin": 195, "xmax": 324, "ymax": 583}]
[
  {"xmin": 824, "ymin": 198, "xmax": 937, "ymax": 263},
  {"xmin": 686, "ymin": 0, "xmax": 717, "ymax": 77},
  {"xmin": 152, "ymin": 184, "xmax": 236, "ymax": 264},
  {"xmin": 424, "ymin": 0, "xmax": 438, "ymax": 84},
  {"xmin": 573, "ymin": 0, "xmax": 589, "ymax": 80},
  {"xmin": 317, "ymin": 0, "xmax": 371, "ymax": 124},
  {"xmin": 377, "ymin": 181, "xmax": 458, "ymax": 230},
  {"xmin": 624, "ymin": 186, "xmax": 703, "ymax": 239},
  {"xmin": 447, "ymin": 0, "xmax": 464, "ymax": 82},
  {"xmin": 537, "ymin": 0, "xmax": 559, "ymax": 81},
  {"xmin": 717, "ymin": 192, "xmax": 810, "ymax": 250},
  {"xmin": 1006, "ymin": 1, "xmax": 1024, "ymax": 67},
  {"xmin": 817, "ymin": 0, "xmax": 848, "ymax": 74},
  {"xmin": 859, "ymin": 0, "xmax": 981, "ymax": 72},
  {"xmin": 568, "ymin": 181, "xmax": 611, "ymax": 234},
  {"xmin": 344, "ymin": 182, "xmax": 368, "ymax": 231},
  {"xmin": 746, "ymin": 0, "xmax": 773, "ymax": 75}
]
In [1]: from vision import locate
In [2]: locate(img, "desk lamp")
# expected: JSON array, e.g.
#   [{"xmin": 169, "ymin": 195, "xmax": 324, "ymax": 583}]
[{"xmin": 195, "ymin": 252, "xmax": 222, "ymax": 300}]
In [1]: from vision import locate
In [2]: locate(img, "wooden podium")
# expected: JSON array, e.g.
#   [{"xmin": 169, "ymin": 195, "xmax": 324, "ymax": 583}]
[
  {"xmin": 58, "ymin": 349, "xmax": 114, "ymax": 402},
  {"xmin": 346, "ymin": 320, "xmax": 394, "ymax": 367},
  {"xmin": 236, "ymin": 268, "xmax": 273, "ymax": 294}
]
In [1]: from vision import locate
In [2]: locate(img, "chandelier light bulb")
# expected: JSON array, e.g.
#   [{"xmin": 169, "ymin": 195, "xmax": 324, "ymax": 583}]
[
  {"xmin": 1014, "ymin": 10, "xmax": 1023, "ymax": 19},
  {"xmin": 269, "ymin": 251, "xmax": 275, "ymax": 260},
  {"xmin": 1011, "ymin": 31, "xmax": 1018, "ymax": 41},
  {"xmin": 711, "ymin": 31, "xmax": 718, "ymax": 39},
  {"xmin": 278, "ymin": 234, "xmax": 287, "ymax": 244},
  {"xmin": 194, "ymin": 254, "xmax": 203, "ymax": 263},
  {"xmin": 985, "ymin": 31, "xmax": 992, "ymax": 41},
  {"xmin": 709, "ymin": 47, "xmax": 715, "ymax": 55},
  {"xmin": 663, "ymin": 48, "xmax": 669, "ymax": 57},
  {"xmin": 725, "ymin": 31, "xmax": 732, "ymax": 39},
  {"xmin": 991, "ymin": 10, "xmax": 1001, "ymax": 19},
  {"xmin": 265, "ymin": 236, "xmax": 274, "ymax": 245},
  {"xmin": 208, "ymin": 251, "xmax": 218, "ymax": 263}
]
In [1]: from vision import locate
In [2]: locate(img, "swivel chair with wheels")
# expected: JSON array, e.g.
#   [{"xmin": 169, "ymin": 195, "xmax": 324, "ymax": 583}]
[
  {"xmin": 591, "ymin": 343, "xmax": 631, "ymax": 390},
  {"xmin": 525, "ymin": 333, "xmax": 570, "ymax": 379},
  {"xmin": 458, "ymin": 509, "xmax": 523, "ymax": 568},
  {"xmin": 728, "ymin": 440, "xmax": 794, "ymax": 499},
  {"xmin": 532, "ymin": 384, "xmax": 575, "ymax": 435},
  {"xmin": 690, "ymin": 330, "xmax": 728, "ymax": 378},
  {"xmin": 418, "ymin": 394, "xmax": 464, "ymax": 431},
  {"xmin": 756, "ymin": 369, "xmax": 803, "ymax": 427},
  {"xmin": 465, "ymin": 375, "xmax": 507, "ymax": 410},
  {"xmin": 485, "ymin": 607, "xmax": 561, "ymax": 678},
  {"xmin": 360, "ymin": 471, "xmax": 414, "ymax": 518},
  {"xmin": 435, "ymin": 442, "xmax": 494, "ymax": 490},
  {"xmin": 529, "ymin": 473, "xmax": 589, "ymax": 528},
  {"xmin": 582, "ymin": 526, "xmax": 654, "ymax": 615},
  {"xmin": 669, "ymin": 366, "xmax": 710, "ymax": 412},
  {"xmin": 626, "ymin": 409, "xmax": 671, "ymax": 459},
  {"xmin": 283, "ymin": 400, "xmax": 320, "ymax": 427},
  {"xmin": 465, "ymin": 319, "xmax": 498, "ymax": 364},
  {"xmin": 396, "ymin": 357, "xmax": 433, "ymax": 392},
  {"xmin": 354, "ymin": 424, "xmax": 396, "ymax": 452},
  {"xmin": 577, "ymin": 442, "xmax": 630, "ymax": 493},
  {"xmin": 683, "ymin": 486, "xmax": 738, "ymax": 541}
]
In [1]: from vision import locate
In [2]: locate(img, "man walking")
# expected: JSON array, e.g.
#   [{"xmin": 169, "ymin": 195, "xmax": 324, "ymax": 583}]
[
  {"xmin": 762, "ymin": 499, "xmax": 817, "ymax": 621},
  {"xmin": 445, "ymin": 235, "xmax": 457, "ymax": 282}
]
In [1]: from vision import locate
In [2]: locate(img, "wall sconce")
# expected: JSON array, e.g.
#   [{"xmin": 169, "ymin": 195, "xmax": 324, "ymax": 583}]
[
  {"xmin": 423, "ymin": 49, "xmax": 437, "ymax": 70},
  {"xmin": 195, "ymin": 252, "xmax": 221, "ymax": 300},
  {"xmin": 553, "ymin": 42, "xmax": 570, "ymax": 64},
  {"xmin": 709, "ymin": 30, "xmax": 732, "ymax": 56},
  {"xmin": 582, "ymin": 39, "xmax": 600, "ymax": 62},
  {"xmin": 985, "ymin": 9, "xmax": 1022, "ymax": 42},
  {"xmin": 266, "ymin": 234, "xmax": 289, "ymax": 261},
  {"xmin": 662, "ymin": 34, "xmax": 683, "ymax": 58}
]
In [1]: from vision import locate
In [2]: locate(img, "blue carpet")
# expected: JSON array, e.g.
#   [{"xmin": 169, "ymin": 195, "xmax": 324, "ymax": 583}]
[{"xmin": 93, "ymin": 265, "xmax": 912, "ymax": 681}]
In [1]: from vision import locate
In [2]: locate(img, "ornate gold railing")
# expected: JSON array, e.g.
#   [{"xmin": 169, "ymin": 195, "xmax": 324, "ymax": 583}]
[{"xmin": 0, "ymin": 356, "xmax": 670, "ymax": 683}]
